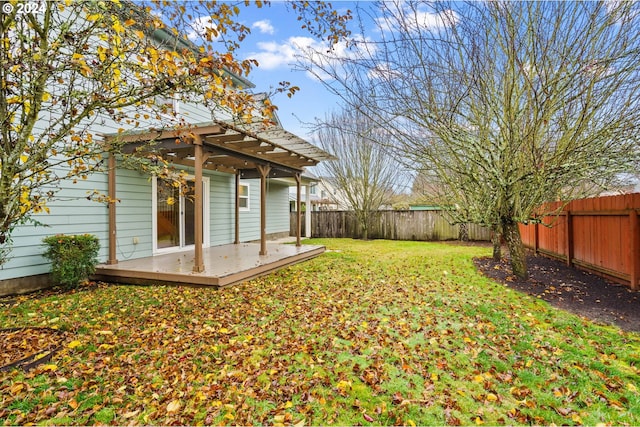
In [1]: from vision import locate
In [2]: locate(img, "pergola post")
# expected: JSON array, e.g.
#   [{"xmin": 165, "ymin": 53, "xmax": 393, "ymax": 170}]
[
  {"xmin": 295, "ymin": 173, "xmax": 302, "ymax": 247},
  {"xmin": 305, "ymin": 182, "xmax": 312, "ymax": 238},
  {"xmin": 235, "ymin": 172, "xmax": 240, "ymax": 244},
  {"xmin": 257, "ymin": 164, "xmax": 271, "ymax": 256},
  {"xmin": 193, "ymin": 136, "xmax": 205, "ymax": 273},
  {"xmin": 107, "ymin": 152, "xmax": 118, "ymax": 265}
]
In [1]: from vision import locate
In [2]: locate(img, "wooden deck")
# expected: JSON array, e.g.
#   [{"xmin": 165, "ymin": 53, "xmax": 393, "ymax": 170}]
[{"xmin": 93, "ymin": 242, "xmax": 325, "ymax": 288}]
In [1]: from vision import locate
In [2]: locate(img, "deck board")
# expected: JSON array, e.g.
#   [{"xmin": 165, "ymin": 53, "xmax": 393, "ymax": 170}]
[{"xmin": 94, "ymin": 243, "xmax": 324, "ymax": 288}]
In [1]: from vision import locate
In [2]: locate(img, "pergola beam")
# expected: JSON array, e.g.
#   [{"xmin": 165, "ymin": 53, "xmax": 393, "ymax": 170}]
[
  {"xmin": 220, "ymin": 139, "xmax": 263, "ymax": 150},
  {"xmin": 205, "ymin": 133, "xmax": 247, "ymax": 144},
  {"xmin": 106, "ymin": 124, "xmax": 225, "ymax": 145},
  {"xmin": 237, "ymin": 144, "xmax": 277, "ymax": 154}
]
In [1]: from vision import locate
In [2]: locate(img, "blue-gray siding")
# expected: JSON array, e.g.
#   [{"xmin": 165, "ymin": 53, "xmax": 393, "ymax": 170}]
[{"xmin": 2, "ymin": 164, "xmax": 292, "ymax": 281}]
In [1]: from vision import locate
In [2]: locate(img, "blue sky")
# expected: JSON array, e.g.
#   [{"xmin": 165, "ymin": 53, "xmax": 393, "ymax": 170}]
[
  {"xmin": 182, "ymin": 1, "xmax": 463, "ymax": 140},
  {"xmin": 206, "ymin": 1, "xmax": 361, "ymax": 140}
]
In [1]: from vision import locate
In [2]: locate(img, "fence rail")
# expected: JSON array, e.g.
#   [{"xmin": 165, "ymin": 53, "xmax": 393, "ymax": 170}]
[
  {"xmin": 519, "ymin": 193, "xmax": 640, "ymax": 290},
  {"xmin": 292, "ymin": 210, "xmax": 491, "ymax": 242}
]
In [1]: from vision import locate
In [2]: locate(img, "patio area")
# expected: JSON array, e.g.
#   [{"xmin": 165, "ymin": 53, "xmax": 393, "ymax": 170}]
[{"xmin": 93, "ymin": 242, "xmax": 325, "ymax": 288}]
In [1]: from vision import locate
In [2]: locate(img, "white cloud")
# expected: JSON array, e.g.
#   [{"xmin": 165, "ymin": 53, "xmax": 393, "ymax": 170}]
[
  {"xmin": 603, "ymin": 0, "xmax": 640, "ymax": 24},
  {"xmin": 246, "ymin": 34, "xmax": 380, "ymax": 84},
  {"xmin": 412, "ymin": 9, "xmax": 459, "ymax": 30},
  {"xmin": 375, "ymin": 3, "xmax": 459, "ymax": 34},
  {"xmin": 604, "ymin": 0, "xmax": 623, "ymax": 15},
  {"xmin": 252, "ymin": 19, "xmax": 275, "ymax": 35},
  {"xmin": 246, "ymin": 36, "xmax": 322, "ymax": 70},
  {"xmin": 187, "ymin": 16, "xmax": 218, "ymax": 41},
  {"xmin": 367, "ymin": 62, "xmax": 402, "ymax": 81}
]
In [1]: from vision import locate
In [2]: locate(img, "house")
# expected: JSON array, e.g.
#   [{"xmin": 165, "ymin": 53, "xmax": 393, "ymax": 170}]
[
  {"xmin": 289, "ymin": 174, "xmax": 349, "ymax": 212},
  {"xmin": 598, "ymin": 174, "xmax": 640, "ymax": 196},
  {"xmin": 0, "ymin": 7, "xmax": 333, "ymax": 296},
  {"xmin": 313, "ymin": 176, "xmax": 347, "ymax": 210}
]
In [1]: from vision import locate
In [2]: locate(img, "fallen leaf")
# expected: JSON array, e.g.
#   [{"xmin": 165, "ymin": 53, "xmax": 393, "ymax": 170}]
[
  {"xmin": 166, "ymin": 399, "xmax": 181, "ymax": 413},
  {"xmin": 10, "ymin": 383, "xmax": 24, "ymax": 394}
]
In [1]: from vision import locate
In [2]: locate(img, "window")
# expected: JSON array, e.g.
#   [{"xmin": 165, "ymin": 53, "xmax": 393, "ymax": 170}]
[{"xmin": 239, "ymin": 183, "xmax": 250, "ymax": 211}]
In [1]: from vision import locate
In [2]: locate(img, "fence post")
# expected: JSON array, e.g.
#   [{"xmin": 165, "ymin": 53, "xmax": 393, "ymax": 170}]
[
  {"xmin": 565, "ymin": 210, "xmax": 573, "ymax": 267},
  {"xmin": 533, "ymin": 221, "xmax": 539, "ymax": 255},
  {"xmin": 631, "ymin": 209, "xmax": 639, "ymax": 291}
]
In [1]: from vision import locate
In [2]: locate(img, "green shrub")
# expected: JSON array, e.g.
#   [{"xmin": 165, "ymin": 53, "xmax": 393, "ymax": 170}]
[{"xmin": 42, "ymin": 234, "xmax": 100, "ymax": 287}]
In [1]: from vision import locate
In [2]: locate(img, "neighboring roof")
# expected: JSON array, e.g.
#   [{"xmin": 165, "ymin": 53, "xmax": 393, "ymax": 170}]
[
  {"xmin": 301, "ymin": 170, "xmax": 319, "ymax": 181},
  {"xmin": 409, "ymin": 204, "xmax": 441, "ymax": 211}
]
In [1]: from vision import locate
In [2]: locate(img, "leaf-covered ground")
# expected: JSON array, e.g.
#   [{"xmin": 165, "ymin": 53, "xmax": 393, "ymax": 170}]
[{"xmin": 1, "ymin": 239, "xmax": 638, "ymax": 425}]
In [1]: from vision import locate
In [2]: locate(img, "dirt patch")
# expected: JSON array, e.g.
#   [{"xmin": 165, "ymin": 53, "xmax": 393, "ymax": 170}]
[{"xmin": 474, "ymin": 254, "xmax": 640, "ymax": 333}]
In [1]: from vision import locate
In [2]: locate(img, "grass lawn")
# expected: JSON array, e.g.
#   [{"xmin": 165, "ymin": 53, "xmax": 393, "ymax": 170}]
[{"xmin": 1, "ymin": 238, "xmax": 639, "ymax": 426}]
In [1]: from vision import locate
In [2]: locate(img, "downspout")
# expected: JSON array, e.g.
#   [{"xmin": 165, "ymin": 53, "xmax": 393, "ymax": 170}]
[{"xmin": 107, "ymin": 153, "xmax": 118, "ymax": 265}]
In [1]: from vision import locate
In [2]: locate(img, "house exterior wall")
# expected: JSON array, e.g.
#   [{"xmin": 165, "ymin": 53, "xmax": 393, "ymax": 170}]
[
  {"xmin": 265, "ymin": 181, "xmax": 291, "ymax": 235},
  {"xmin": 1, "ymin": 167, "xmax": 110, "ymax": 282},
  {"xmin": 237, "ymin": 179, "xmax": 290, "ymax": 242},
  {"xmin": 110, "ymin": 169, "xmax": 290, "ymax": 260},
  {"xmin": 112, "ymin": 167, "xmax": 154, "ymax": 259},
  {"xmin": 1, "ymin": 163, "xmax": 292, "ymax": 287}
]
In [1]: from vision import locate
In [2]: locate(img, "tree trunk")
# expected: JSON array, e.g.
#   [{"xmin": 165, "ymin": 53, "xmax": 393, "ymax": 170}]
[
  {"xmin": 491, "ymin": 226, "xmax": 502, "ymax": 261},
  {"xmin": 503, "ymin": 221, "xmax": 528, "ymax": 280},
  {"xmin": 361, "ymin": 226, "xmax": 368, "ymax": 240},
  {"xmin": 459, "ymin": 223, "xmax": 469, "ymax": 242},
  {"xmin": 359, "ymin": 212, "xmax": 369, "ymax": 240}
]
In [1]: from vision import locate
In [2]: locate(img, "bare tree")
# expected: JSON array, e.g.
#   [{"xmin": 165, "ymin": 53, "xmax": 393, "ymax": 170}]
[
  {"xmin": 299, "ymin": 1, "xmax": 640, "ymax": 278},
  {"xmin": 314, "ymin": 109, "xmax": 407, "ymax": 239}
]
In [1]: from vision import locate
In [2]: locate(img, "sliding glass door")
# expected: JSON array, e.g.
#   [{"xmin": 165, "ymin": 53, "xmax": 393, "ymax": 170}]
[{"xmin": 153, "ymin": 177, "xmax": 209, "ymax": 252}]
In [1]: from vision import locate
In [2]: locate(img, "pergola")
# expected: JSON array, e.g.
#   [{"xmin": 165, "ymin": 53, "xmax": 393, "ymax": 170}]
[{"xmin": 103, "ymin": 120, "xmax": 334, "ymax": 273}]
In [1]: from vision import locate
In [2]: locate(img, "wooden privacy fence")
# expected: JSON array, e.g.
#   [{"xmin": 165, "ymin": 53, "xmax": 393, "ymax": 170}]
[
  {"xmin": 292, "ymin": 210, "xmax": 491, "ymax": 241},
  {"xmin": 519, "ymin": 193, "xmax": 640, "ymax": 290}
]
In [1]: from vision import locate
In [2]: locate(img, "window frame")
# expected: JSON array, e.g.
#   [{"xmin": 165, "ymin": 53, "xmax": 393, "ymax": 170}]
[{"xmin": 239, "ymin": 182, "xmax": 250, "ymax": 211}]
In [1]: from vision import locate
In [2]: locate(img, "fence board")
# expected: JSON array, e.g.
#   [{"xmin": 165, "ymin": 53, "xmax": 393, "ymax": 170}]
[
  {"xmin": 520, "ymin": 193, "xmax": 640, "ymax": 289},
  {"xmin": 299, "ymin": 210, "xmax": 492, "ymax": 242}
]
